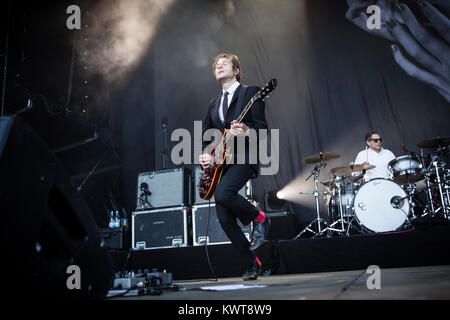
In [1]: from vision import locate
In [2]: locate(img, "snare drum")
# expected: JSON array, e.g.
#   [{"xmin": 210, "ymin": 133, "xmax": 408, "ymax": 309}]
[
  {"xmin": 388, "ymin": 155, "xmax": 423, "ymax": 185},
  {"xmin": 328, "ymin": 182, "xmax": 359, "ymax": 220},
  {"xmin": 354, "ymin": 178, "xmax": 410, "ymax": 233}
]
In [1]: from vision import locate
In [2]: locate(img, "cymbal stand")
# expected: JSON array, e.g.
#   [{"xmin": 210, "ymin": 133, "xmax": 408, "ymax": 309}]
[
  {"xmin": 404, "ymin": 182, "xmax": 417, "ymax": 218},
  {"xmin": 437, "ymin": 147, "xmax": 450, "ymax": 218},
  {"xmin": 445, "ymin": 175, "xmax": 450, "ymax": 220},
  {"xmin": 324, "ymin": 175, "xmax": 346, "ymax": 235},
  {"xmin": 420, "ymin": 148, "xmax": 436, "ymax": 217},
  {"xmin": 294, "ymin": 160, "xmax": 328, "ymax": 239},
  {"xmin": 431, "ymin": 155, "xmax": 448, "ymax": 219},
  {"xmin": 444, "ymin": 168, "xmax": 450, "ymax": 215}
]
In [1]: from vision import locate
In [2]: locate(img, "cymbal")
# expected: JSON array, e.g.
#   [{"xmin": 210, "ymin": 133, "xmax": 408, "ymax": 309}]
[
  {"xmin": 330, "ymin": 164, "xmax": 375, "ymax": 176},
  {"xmin": 320, "ymin": 178, "xmax": 336, "ymax": 187},
  {"xmin": 417, "ymin": 137, "xmax": 450, "ymax": 149},
  {"xmin": 302, "ymin": 152, "xmax": 341, "ymax": 164}
]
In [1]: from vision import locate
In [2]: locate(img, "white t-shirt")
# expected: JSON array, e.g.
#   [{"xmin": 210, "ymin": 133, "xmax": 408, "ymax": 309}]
[{"xmin": 354, "ymin": 147, "xmax": 396, "ymax": 181}]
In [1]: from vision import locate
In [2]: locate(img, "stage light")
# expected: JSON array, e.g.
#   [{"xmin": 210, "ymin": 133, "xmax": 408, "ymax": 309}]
[
  {"xmin": 264, "ymin": 190, "xmax": 287, "ymax": 213},
  {"xmin": 276, "ymin": 172, "xmax": 319, "ymax": 209}
]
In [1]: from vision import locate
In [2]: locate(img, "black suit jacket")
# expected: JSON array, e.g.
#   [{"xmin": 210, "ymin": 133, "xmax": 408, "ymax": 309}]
[{"xmin": 202, "ymin": 84, "xmax": 268, "ymax": 176}]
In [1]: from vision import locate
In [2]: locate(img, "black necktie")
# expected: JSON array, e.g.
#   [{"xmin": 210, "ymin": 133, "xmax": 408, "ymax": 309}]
[{"xmin": 222, "ymin": 91, "xmax": 229, "ymax": 122}]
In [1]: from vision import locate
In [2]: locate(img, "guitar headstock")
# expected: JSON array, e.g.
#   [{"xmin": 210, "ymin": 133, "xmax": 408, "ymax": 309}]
[
  {"xmin": 253, "ymin": 78, "xmax": 278, "ymax": 102},
  {"xmin": 235, "ymin": 78, "xmax": 278, "ymax": 125}
]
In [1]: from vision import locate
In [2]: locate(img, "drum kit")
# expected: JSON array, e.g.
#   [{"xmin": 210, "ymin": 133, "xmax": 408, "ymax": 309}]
[{"xmin": 294, "ymin": 137, "xmax": 450, "ymax": 239}]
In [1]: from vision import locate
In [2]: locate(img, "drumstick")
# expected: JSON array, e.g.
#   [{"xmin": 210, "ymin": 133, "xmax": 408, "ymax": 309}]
[{"xmin": 366, "ymin": 146, "xmax": 368, "ymax": 163}]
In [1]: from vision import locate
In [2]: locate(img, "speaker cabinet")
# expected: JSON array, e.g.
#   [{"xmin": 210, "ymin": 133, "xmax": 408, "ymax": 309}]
[{"xmin": 0, "ymin": 116, "xmax": 114, "ymax": 299}]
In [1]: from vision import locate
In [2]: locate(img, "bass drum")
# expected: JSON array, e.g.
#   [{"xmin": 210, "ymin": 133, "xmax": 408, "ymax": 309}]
[{"xmin": 354, "ymin": 178, "xmax": 410, "ymax": 233}]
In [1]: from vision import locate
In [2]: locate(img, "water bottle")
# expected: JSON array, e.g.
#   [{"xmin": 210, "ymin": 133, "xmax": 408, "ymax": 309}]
[
  {"xmin": 121, "ymin": 216, "xmax": 128, "ymax": 229},
  {"xmin": 109, "ymin": 211, "xmax": 114, "ymax": 228},
  {"xmin": 114, "ymin": 211, "xmax": 120, "ymax": 228}
]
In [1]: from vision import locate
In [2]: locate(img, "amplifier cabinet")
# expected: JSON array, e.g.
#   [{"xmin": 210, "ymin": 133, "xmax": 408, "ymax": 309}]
[
  {"xmin": 131, "ymin": 206, "xmax": 190, "ymax": 250},
  {"xmin": 266, "ymin": 211, "xmax": 298, "ymax": 240},
  {"xmin": 192, "ymin": 203, "xmax": 252, "ymax": 246},
  {"xmin": 193, "ymin": 165, "xmax": 248, "ymax": 205},
  {"xmin": 136, "ymin": 167, "xmax": 191, "ymax": 210},
  {"xmin": 100, "ymin": 228, "xmax": 124, "ymax": 250}
]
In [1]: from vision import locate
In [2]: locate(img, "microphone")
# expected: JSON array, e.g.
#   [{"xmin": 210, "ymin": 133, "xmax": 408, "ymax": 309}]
[
  {"xmin": 391, "ymin": 195, "xmax": 409, "ymax": 208},
  {"xmin": 140, "ymin": 182, "xmax": 151, "ymax": 196},
  {"xmin": 139, "ymin": 182, "xmax": 153, "ymax": 210}
]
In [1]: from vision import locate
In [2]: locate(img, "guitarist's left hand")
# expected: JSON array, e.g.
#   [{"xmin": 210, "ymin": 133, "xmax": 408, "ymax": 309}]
[{"xmin": 230, "ymin": 120, "xmax": 250, "ymax": 136}]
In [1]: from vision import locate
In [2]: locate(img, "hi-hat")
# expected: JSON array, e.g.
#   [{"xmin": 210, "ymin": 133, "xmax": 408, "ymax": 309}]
[
  {"xmin": 320, "ymin": 178, "xmax": 336, "ymax": 188},
  {"xmin": 417, "ymin": 137, "xmax": 450, "ymax": 149},
  {"xmin": 302, "ymin": 152, "xmax": 341, "ymax": 164},
  {"xmin": 330, "ymin": 164, "xmax": 375, "ymax": 176}
]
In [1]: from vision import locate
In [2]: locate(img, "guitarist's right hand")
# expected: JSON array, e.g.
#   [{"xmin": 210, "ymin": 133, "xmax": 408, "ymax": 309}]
[{"xmin": 199, "ymin": 153, "xmax": 213, "ymax": 169}]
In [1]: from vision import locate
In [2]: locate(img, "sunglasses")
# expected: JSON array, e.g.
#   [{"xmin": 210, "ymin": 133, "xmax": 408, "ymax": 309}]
[{"xmin": 370, "ymin": 138, "xmax": 382, "ymax": 143}]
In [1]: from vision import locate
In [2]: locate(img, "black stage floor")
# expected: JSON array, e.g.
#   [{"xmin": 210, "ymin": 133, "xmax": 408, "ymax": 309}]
[
  {"xmin": 110, "ymin": 265, "xmax": 450, "ymax": 300},
  {"xmin": 109, "ymin": 224, "xmax": 450, "ymax": 281}
]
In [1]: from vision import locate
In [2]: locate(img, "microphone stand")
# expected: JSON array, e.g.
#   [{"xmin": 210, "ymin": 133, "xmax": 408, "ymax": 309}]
[
  {"xmin": 138, "ymin": 183, "xmax": 153, "ymax": 210},
  {"xmin": 161, "ymin": 117, "xmax": 169, "ymax": 169},
  {"xmin": 138, "ymin": 191, "xmax": 153, "ymax": 209},
  {"xmin": 295, "ymin": 158, "xmax": 328, "ymax": 239},
  {"xmin": 162, "ymin": 122, "xmax": 168, "ymax": 169}
]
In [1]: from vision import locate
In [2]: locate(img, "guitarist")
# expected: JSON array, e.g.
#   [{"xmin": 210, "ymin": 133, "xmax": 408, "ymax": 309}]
[{"xmin": 198, "ymin": 53, "xmax": 269, "ymax": 281}]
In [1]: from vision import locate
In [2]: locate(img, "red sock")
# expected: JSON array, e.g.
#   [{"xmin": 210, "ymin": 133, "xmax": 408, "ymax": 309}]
[
  {"xmin": 255, "ymin": 256, "xmax": 262, "ymax": 267},
  {"xmin": 253, "ymin": 211, "xmax": 266, "ymax": 223}
]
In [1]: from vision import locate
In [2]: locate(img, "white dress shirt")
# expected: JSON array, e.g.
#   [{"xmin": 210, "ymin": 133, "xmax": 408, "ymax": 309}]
[
  {"xmin": 354, "ymin": 147, "xmax": 396, "ymax": 181},
  {"xmin": 218, "ymin": 81, "xmax": 240, "ymax": 123}
]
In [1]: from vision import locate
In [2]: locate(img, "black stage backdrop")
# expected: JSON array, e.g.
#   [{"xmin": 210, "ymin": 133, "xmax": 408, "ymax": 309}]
[
  {"xmin": 119, "ymin": 0, "xmax": 449, "ymax": 227},
  {"xmin": 1, "ymin": 0, "xmax": 449, "ymax": 229}
]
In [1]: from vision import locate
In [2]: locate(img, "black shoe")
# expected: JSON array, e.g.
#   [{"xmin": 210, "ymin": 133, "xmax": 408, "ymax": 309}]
[
  {"xmin": 249, "ymin": 216, "xmax": 270, "ymax": 251},
  {"xmin": 242, "ymin": 261, "xmax": 262, "ymax": 281}
]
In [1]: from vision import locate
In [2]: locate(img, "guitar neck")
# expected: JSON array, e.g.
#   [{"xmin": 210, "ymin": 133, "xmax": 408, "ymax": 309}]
[
  {"xmin": 220, "ymin": 77, "xmax": 277, "ymax": 149},
  {"xmin": 236, "ymin": 98, "xmax": 255, "ymax": 124},
  {"xmin": 222, "ymin": 98, "xmax": 256, "ymax": 145}
]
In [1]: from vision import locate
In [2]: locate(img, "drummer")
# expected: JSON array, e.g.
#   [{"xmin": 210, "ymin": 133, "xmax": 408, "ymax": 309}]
[{"xmin": 354, "ymin": 132, "xmax": 396, "ymax": 181}]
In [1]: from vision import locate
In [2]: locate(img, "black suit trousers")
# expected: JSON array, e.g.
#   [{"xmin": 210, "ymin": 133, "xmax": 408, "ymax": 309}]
[{"xmin": 214, "ymin": 164, "xmax": 260, "ymax": 266}]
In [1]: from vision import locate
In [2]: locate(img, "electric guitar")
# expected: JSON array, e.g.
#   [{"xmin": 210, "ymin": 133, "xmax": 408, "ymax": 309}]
[{"xmin": 198, "ymin": 78, "xmax": 278, "ymax": 200}]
